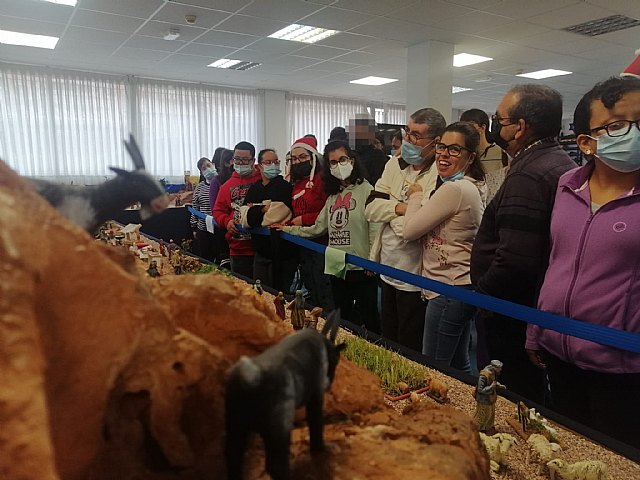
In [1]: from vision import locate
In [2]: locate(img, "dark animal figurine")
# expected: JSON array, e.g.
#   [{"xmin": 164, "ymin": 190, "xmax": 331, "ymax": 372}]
[
  {"xmin": 225, "ymin": 310, "xmax": 345, "ymax": 480},
  {"xmin": 29, "ymin": 134, "xmax": 168, "ymax": 234}
]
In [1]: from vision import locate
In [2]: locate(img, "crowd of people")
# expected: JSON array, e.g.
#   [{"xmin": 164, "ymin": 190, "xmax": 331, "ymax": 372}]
[{"xmin": 188, "ymin": 76, "xmax": 640, "ymax": 449}]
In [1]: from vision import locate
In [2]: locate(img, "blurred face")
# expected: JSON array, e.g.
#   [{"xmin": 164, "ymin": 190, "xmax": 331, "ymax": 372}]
[
  {"xmin": 435, "ymin": 131, "xmax": 476, "ymax": 178},
  {"xmin": 391, "ymin": 136, "xmax": 402, "ymax": 151},
  {"xmin": 373, "ymin": 138, "xmax": 384, "ymax": 150}
]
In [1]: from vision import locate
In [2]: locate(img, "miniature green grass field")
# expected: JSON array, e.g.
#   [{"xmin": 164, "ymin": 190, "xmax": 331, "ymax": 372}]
[{"xmin": 343, "ymin": 335, "xmax": 428, "ymax": 396}]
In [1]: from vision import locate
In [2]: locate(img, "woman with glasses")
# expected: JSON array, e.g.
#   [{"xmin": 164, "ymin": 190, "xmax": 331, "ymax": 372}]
[
  {"xmin": 283, "ymin": 137, "xmax": 335, "ymax": 313},
  {"xmin": 190, "ymin": 157, "xmax": 218, "ymax": 261},
  {"xmin": 278, "ymin": 141, "xmax": 380, "ymax": 333},
  {"xmin": 526, "ymin": 76, "xmax": 640, "ymax": 449},
  {"xmin": 403, "ymin": 122, "xmax": 487, "ymax": 372},
  {"xmin": 208, "ymin": 148, "xmax": 233, "ymax": 268}
]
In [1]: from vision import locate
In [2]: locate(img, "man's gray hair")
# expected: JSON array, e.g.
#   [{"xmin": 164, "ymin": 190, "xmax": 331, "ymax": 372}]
[{"xmin": 410, "ymin": 108, "xmax": 446, "ymax": 138}]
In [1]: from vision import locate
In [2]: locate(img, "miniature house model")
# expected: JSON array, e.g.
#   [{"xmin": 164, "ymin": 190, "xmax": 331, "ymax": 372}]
[{"xmin": 121, "ymin": 223, "xmax": 142, "ymax": 244}]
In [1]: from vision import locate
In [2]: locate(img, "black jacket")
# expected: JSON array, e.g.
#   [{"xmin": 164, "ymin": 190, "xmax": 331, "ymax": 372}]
[
  {"xmin": 357, "ymin": 144, "xmax": 388, "ymax": 186},
  {"xmin": 470, "ymin": 138, "xmax": 576, "ymax": 307}
]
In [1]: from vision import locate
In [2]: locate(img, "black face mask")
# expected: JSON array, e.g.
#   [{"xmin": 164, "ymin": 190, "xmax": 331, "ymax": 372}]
[
  {"xmin": 484, "ymin": 127, "xmax": 495, "ymax": 145},
  {"xmin": 489, "ymin": 120, "xmax": 510, "ymax": 151},
  {"xmin": 290, "ymin": 161, "xmax": 312, "ymax": 180}
]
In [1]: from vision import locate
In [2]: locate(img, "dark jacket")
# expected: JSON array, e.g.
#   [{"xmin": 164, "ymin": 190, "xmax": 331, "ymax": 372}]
[
  {"xmin": 244, "ymin": 176, "xmax": 293, "ymax": 259},
  {"xmin": 470, "ymin": 138, "xmax": 576, "ymax": 307},
  {"xmin": 357, "ymin": 144, "xmax": 389, "ymax": 186}
]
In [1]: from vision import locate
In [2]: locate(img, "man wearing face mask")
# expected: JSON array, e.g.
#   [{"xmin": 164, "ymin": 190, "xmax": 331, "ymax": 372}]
[
  {"xmin": 241, "ymin": 148, "xmax": 295, "ymax": 292},
  {"xmin": 470, "ymin": 85, "xmax": 575, "ymax": 404},
  {"xmin": 213, "ymin": 141, "xmax": 261, "ymax": 279},
  {"xmin": 365, "ymin": 107, "xmax": 445, "ymax": 352}
]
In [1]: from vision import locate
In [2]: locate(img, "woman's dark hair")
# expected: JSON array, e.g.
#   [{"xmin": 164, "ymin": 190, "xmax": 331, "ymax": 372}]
[
  {"xmin": 211, "ymin": 147, "xmax": 226, "ymax": 170},
  {"xmin": 442, "ymin": 121, "xmax": 485, "ymax": 181},
  {"xmin": 218, "ymin": 148, "xmax": 234, "ymax": 184},
  {"xmin": 573, "ymin": 76, "xmax": 640, "ymax": 135},
  {"xmin": 322, "ymin": 140, "xmax": 365, "ymax": 195},
  {"xmin": 460, "ymin": 108, "xmax": 490, "ymax": 129},
  {"xmin": 197, "ymin": 157, "xmax": 210, "ymax": 182},
  {"xmin": 257, "ymin": 148, "xmax": 277, "ymax": 164}
]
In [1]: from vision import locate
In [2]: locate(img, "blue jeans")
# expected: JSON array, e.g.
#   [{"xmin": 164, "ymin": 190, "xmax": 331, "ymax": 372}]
[{"xmin": 422, "ymin": 286, "xmax": 475, "ymax": 373}]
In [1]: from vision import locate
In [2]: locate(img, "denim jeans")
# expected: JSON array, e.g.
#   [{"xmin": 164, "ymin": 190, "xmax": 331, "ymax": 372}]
[{"xmin": 422, "ymin": 286, "xmax": 475, "ymax": 373}]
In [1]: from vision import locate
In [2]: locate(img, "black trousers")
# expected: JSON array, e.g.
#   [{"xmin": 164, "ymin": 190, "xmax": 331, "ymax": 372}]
[
  {"xmin": 253, "ymin": 252, "xmax": 298, "ymax": 294},
  {"xmin": 544, "ymin": 353, "xmax": 640, "ymax": 449},
  {"xmin": 193, "ymin": 229, "xmax": 217, "ymax": 262},
  {"xmin": 330, "ymin": 270, "xmax": 380, "ymax": 333},
  {"xmin": 484, "ymin": 313, "xmax": 545, "ymax": 404},
  {"xmin": 380, "ymin": 281, "xmax": 425, "ymax": 353}
]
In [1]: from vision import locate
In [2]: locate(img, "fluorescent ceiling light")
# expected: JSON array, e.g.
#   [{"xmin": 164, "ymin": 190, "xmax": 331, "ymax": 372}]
[
  {"xmin": 453, "ymin": 53, "xmax": 493, "ymax": 67},
  {"xmin": 517, "ymin": 69, "xmax": 572, "ymax": 79},
  {"xmin": 208, "ymin": 58, "xmax": 242, "ymax": 69},
  {"xmin": 452, "ymin": 86, "xmax": 473, "ymax": 93},
  {"xmin": 41, "ymin": 0, "xmax": 77, "ymax": 5},
  {"xmin": 0, "ymin": 29, "xmax": 59, "ymax": 49},
  {"xmin": 350, "ymin": 76, "xmax": 398, "ymax": 86},
  {"xmin": 269, "ymin": 24, "xmax": 338, "ymax": 44}
]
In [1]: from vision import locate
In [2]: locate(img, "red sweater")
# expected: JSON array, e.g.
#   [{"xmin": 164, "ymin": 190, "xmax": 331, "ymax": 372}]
[
  {"xmin": 213, "ymin": 169, "xmax": 261, "ymax": 257},
  {"xmin": 291, "ymin": 172, "xmax": 328, "ymax": 226}
]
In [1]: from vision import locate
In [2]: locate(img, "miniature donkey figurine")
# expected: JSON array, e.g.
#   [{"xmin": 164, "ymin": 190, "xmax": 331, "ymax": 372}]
[
  {"xmin": 29, "ymin": 134, "xmax": 168, "ymax": 234},
  {"xmin": 225, "ymin": 310, "xmax": 345, "ymax": 480}
]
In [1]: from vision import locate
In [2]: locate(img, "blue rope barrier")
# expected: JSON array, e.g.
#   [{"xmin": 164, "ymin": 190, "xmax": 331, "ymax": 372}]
[{"xmin": 187, "ymin": 206, "xmax": 640, "ymax": 353}]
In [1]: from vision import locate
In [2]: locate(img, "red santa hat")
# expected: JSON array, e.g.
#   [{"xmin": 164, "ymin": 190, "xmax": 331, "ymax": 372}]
[
  {"xmin": 621, "ymin": 48, "xmax": 640, "ymax": 78},
  {"xmin": 287, "ymin": 137, "xmax": 321, "ymax": 189}
]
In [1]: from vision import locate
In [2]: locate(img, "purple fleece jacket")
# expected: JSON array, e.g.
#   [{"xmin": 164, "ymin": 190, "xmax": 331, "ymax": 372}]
[{"xmin": 526, "ymin": 161, "xmax": 640, "ymax": 373}]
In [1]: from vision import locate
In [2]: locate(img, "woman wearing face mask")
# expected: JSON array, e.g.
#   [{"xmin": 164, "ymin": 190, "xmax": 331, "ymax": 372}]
[
  {"xmin": 284, "ymin": 137, "xmax": 335, "ymax": 314},
  {"xmin": 241, "ymin": 149, "xmax": 295, "ymax": 292},
  {"xmin": 403, "ymin": 122, "xmax": 487, "ymax": 373},
  {"xmin": 277, "ymin": 141, "xmax": 380, "ymax": 333},
  {"xmin": 526, "ymin": 76, "xmax": 640, "ymax": 449},
  {"xmin": 190, "ymin": 157, "xmax": 219, "ymax": 261}
]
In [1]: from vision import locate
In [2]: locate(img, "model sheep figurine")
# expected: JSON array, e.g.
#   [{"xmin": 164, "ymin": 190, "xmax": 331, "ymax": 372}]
[
  {"xmin": 425, "ymin": 376, "xmax": 448, "ymax": 402},
  {"xmin": 546, "ymin": 459, "xmax": 608, "ymax": 480},
  {"xmin": 29, "ymin": 134, "xmax": 168, "ymax": 234},
  {"xmin": 479, "ymin": 432, "xmax": 518, "ymax": 472},
  {"xmin": 526, "ymin": 433, "xmax": 562, "ymax": 472},
  {"xmin": 224, "ymin": 310, "xmax": 346, "ymax": 480}
]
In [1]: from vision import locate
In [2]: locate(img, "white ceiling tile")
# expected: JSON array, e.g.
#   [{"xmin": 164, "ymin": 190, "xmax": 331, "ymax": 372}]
[
  {"xmin": 80, "ymin": 0, "xmax": 165, "ymax": 18},
  {"xmin": 176, "ymin": 42, "xmax": 236, "ymax": 57},
  {"xmin": 387, "ymin": 0, "xmax": 475, "ymax": 26},
  {"xmin": 316, "ymin": 32, "xmax": 378, "ymax": 49},
  {"xmin": 301, "ymin": 59, "xmax": 361, "ymax": 73},
  {"xmin": 330, "ymin": 50, "xmax": 377, "ymax": 65},
  {"xmin": 595, "ymin": 25, "xmax": 640, "ymax": 47},
  {"xmin": 450, "ymin": 11, "xmax": 514, "ymax": 35},
  {"xmin": 445, "ymin": 0, "xmax": 503, "ymax": 9},
  {"xmin": 526, "ymin": 3, "xmax": 616, "ymax": 29},
  {"xmin": 240, "ymin": 0, "xmax": 324, "ymax": 23},
  {"xmin": 124, "ymin": 35, "xmax": 187, "ymax": 52},
  {"xmin": 196, "ymin": 29, "xmax": 259, "ymax": 48},
  {"xmin": 152, "ymin": 3, "xmax": 230, "ymax": 29},
  {"xmin": 61, "ymin": 26, "xmax": 131, "ymax": 46},
  {"xmin": 586, "ymin": 0, "xmax": 640, "ymax": 18},
  {"xmin": 482, "ymin": 0, "xmax": 582, "ymax": 20},
  {"xmin": 159, "ymin": 53, "xmax": 211, "ymax": 69},
  {"xmin": 222, "ymin": 49, "xmax": 281, "ymax": 62},
  {"xmin": 54, "ymin": 38, "xmax": 115, "ymax": 60},
  {"xmin": 271, "ymin": 55, "xmax": 321, "ymax": 69},
  {"xmin": 0, "ymin": 14, "xmax": 65, "ymax": 37},
  {"xmin": 215, "ymin": 14, "xmax": 290, "ymax": 36},
  {"xmin": 360, "ymin": 40, "xmax": 409, "ymax": 57},
  {"xmin": 137, "ymin": 22, "xmax": 208, "ymax": 43},
  {"xmin": 291, "ymin": 44, "xmax": 350, "ymax": 60},
  {"xmin": 242, "ymin": 38, "xmax": 303, "ymax": 55},
  {"xmin": 174, "ymin": 0, "xmax": 254, "ymax": 14},
  {"xmin": 332, "ymin": 0, "xmax": 415, "ymax": 16},
  {"xmin": 72, "ymin": 10, "xmax": 146, "ymax": 34},
  {"xmin": 112, "ymin": 46, "xmax": 169, "ymax": 61},
  {"xmin": 301, "ymin": 7, "xmax": 377, "ymax": 31},
  {"xmin": 349, "ymin": 18, "xmax": 432, "ymax": 44},
  {"xmin": 475, "ymin": 21, "xmax": 551, "ymax": 44},
  {"xmin": 0, "ymin": 0, "xmax": 73, "ymax": 24}
]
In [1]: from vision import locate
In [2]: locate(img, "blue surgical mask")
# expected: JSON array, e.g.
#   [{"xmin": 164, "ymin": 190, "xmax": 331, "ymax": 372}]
[
  {"xmin": 439, "ymin": 170, "xmax": 465, "ymax": 183},
  {"xmin": 401, "ymin": 139, "xmax": 433, "ymax": 165},
  {"xmin": 234, "ymin": 163, "xmax": 253, "ymax": 176},
  {"xmin": 262, "ymin": 164, "xmax": 281, "ymax": 179},
  {"xmin": 595, "ymin": 127, "xmax": 640, "ymax": 173},
  {"xmin": 203, "ymin": 167, "xmax": 217, "ymax": 180}
]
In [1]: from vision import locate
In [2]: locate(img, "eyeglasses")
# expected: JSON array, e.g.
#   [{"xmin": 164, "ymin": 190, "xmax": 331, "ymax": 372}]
[
  {"xmin": 590, "ymin": 119, "xmax": 640, "ymax": 138},
  {"xmin": 328, "ymin": 156, "xmax": 352, "ymax": 168},
  {"xmin": 289, "ymin": 153, "xmax": 311, "ymax": 164},
  {"xmin": 491, "ymin": 114, "xmax": 518, "ymax": 126},
  {"xmin": 435, "ymin": 143, "xmax": 474, "ymax": 157},
  {"xmin": 260, "ymin": 159, "xmax": 279, "ymax": 166},
  {"xmin": 233, "ymin": 156, "xmax": 254, "ymax": 165},
  {"xmin": 403, "ymin": 126, "xmax": 429, "ymax": 144}
]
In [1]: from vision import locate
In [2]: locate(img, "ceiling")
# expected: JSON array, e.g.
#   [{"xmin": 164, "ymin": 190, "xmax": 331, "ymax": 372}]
[{"xmin": 0, "ymin": 0, "xmax": 638, "ymax": 116}]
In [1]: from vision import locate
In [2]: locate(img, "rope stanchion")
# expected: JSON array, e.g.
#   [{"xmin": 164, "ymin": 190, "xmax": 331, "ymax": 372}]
[{"xmin": 186, "ymin": 207, "xmax": 640, "ymax": 354}]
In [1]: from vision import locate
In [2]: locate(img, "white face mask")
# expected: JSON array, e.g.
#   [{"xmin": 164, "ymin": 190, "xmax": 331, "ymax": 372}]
[{"xmin": 330, "ymin": 162, "xmax": 353, "ymax": 181}]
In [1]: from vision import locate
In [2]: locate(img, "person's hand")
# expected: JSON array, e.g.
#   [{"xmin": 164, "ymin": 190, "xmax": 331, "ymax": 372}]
[
  {"xmin": 226, "ymin": 219, "xmax": 239, "ymax": 235},
  {"xmin": 395, "ymin": 202, "xmax": 407, "ymax": 216},
  {"xmin": 365, "ymin": 270, "xmax": 376, "ymax": 277},
  {"xmin": 192, "ymin": 230, "xmax": 198, "ymax": 239},
  {"xmin": 526, "ymin": 349, "xmax": 546, "ymax": 369},
  {"xmin": 271, "ymin": 223, "xmax": 286, "ymax": 231},
  {"xmin": 406, "ymin": 183, "xmax": 423, "ymax": 198},
  {"xmin": 291, "ymin": 216, "xmax": 303, "ymax": 226},
  {"xmin": 262, "ymin": 204, "xmax": 269, "ymax": 213}
]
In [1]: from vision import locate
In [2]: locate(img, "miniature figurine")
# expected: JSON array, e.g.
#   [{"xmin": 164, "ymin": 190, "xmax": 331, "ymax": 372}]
[
  {"xmin": 287, "ymin": 290, "xmax": 306, "ymax": 330},
  {"xmin": 159, "ymin": 240, "xmax": 166, "ymax": 256},
  {"xmin": 225, "ymin": 310, "xmax": 346, "ymax": 480},
  {"xmin": 473, "ymin": 360, "xmax": 503, "ymax": 432},
  {"xmin": 479, "ymin": 432, "xmax": 518, "ymax": 472},
  {"xmin": 304, "ymin": 306, "xmax": 323, "ymax": 330},
  {"xmin": 517, "ymin": 401, "xmax": 530, "ymax": 432},
  {"xmin": 546, "ymin": 459, "xmax": 607, "ymax": 480},
  {"xmin": 146, "ymin": 260, "xmax": 160, "ymax": 278},
  {"xmin": 273, "ymin": 291, "xmax": 286, "ymax": 321},
  {"xmin": 171, "ymin": 250, "xmax": 183, "ymax": 275},
  {"xmin": 425, "ymin": 376, "xmax": 448, "ymax": 403},
  {"xmin": 253, "ymin": 279, "xmax": 264, "ymax": 295},
  {"xmin": 180, "ymin": 238, "xmax": 192, "ymax": 252}
]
